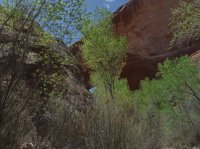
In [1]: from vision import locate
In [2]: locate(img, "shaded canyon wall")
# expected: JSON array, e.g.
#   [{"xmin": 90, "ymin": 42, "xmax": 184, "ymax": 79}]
[
  {"xmin": 113, "ymin": 0, "xmax": 199, "ymax": 89},
  {"xmin": 71, "ymin": 0, "xmax": 199, "ymax": 90}
]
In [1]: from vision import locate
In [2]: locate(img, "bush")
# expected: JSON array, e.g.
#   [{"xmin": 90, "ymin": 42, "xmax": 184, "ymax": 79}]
[
  {"xmin": 170, "ymin": 0, "xmax": 200, "ymax": 47},
  {"xmin": 133, "ymin": 56, "xmax": 200, "ymax": 146},
  {"xmin": 84, "ymin": 102, "xmax": 162, "ymax": 149}
]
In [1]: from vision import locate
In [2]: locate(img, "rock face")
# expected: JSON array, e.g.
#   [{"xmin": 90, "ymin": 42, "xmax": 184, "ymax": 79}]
[
  {"xmin": 0, "ymin": 32, "xmax": 92, "ymax": 110},
  {"xmin": 70, "ymin": 0, "xmax": 200, "ymax": 90},
  {"xmin": 112, "ymin": 0, "xmax": 199, "ymax": 89},
  {"xmin": 0, "ymin": 32, "xmax": 93, "ymax": 147},
  {"xmin": 69, "ymin": 41, "xmax": 91, "ymax": 89}
]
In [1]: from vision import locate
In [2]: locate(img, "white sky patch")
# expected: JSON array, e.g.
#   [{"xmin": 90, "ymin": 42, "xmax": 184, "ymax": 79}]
[
  {"xmin": 103, "ymin": 3, "xmax": 110, "ymax": 8},
  {"xmin": 105, "ymin": 0, "xmax": 115, "ymax": 2},
  {"xmin": 104, "ymin": 0, "xmax": 115, "ymax": 9}
]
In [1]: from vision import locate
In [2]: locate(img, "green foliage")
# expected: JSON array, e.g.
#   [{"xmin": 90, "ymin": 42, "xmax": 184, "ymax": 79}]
[
  {"xmin": 38, "ymin": 0, "xmax": 86, "ymax": 44},
  {"xmin": 134, "ymin": 56, "xmax": 200, "ymax": 116},
  {"xmin": 0, "ymin": 5, "xmax": 6, "ymax": 23},
  {"xmin": 170, "ymin": 0, "xmax": 200, "ymax": 47},
  {"xmin": 40, "ymin": 72, "xmax": 68, "ymax": 97},
  {"xmin": 32, "ymin": 49, "xmax": 76, "ymax": 97},
  {"xmin": 0, "ymin": 0, "xmax": 86, "ymax": 44},
  {"xmin": 82, "ymin": 9, "xmax": 127, "ymax": 76},
  {"xmin": 0, "ymin": 0, "xmax": 84, "ymax": 97},
  {"xmin": 81, "ymin": 8, "xmax": 127, "ymax": 101},
  {"xmin": 91, "ymin": 72, "xmax": 134, "ymax": 107},
  {"xmin": 34, "ymin": 27, "xmax": 55, "ymax": 45}
]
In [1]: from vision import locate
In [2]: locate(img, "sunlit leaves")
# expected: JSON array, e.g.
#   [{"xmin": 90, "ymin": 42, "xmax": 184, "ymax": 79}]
[
  {"xmin": 82, "ymin": 8, "xmax": 127, "ymax": 77},
  {"xmin": 134, "ymin": 56, "xmax": 200, "ymax": 115},
  {"xmin": 170, "ymin": 0, "xmax": 200, "ymax": 47},
  {"xmin": 81, "ymin": 8, "xmax": 128, "ymax": 101},
  {"xmin": 0, "ymin": 0, "xmax": 86, "ymax": 44},
  {"xmin": 38, "ymin": 0, "xmax": 86, "ymax": 44},
  {"xmin": 0, "ymin": 0, "xmax": 84, "ymax": 97}
]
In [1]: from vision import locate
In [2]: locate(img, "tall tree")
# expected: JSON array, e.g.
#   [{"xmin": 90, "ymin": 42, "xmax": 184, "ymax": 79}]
[
  {"xmin": 0, "ymin": 0, "xmax": 86, "ymax": 44},
  {"xmin": 81, "ymin": 8, "xmax": 127, "ymax": 100}
]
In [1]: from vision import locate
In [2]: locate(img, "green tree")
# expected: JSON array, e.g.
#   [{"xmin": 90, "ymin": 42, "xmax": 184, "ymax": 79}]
[
  {"xmin": 170, "ymin": 0, "xmax": 200, "ymax": 47},
  {"xmin": 91, "ymin": 72, "xmax": 134, "ymax": 106},
  {"xmin": 81, "ymin": 8, "xmax": 127, "ymax": 100},
  {"xmin": 134, "ymin": 56, "xmax": 200, "ymax": 127},
  {"xmin": 0, "ymin": 0, "xmax": 86, "ymax": 44}
]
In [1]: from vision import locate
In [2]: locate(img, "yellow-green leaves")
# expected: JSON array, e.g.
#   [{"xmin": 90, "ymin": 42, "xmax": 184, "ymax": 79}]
[
  {"xmin": 170, "ymin": 0, "xmax": 200, "ymax": 47},
  {"xmin": 134, "ymin": 56, "xmax": 199, "ymax": 115},
  {"xmin": 1, "ymin": 0, "xmax": 86, "ymax": 44},
  {"xmin": 81, "ymin": 8, "xmax": 128, "ymax": 101},
  {"xmin": 82, "ymin": 8, "xmax": 127, "ymax": 77}
]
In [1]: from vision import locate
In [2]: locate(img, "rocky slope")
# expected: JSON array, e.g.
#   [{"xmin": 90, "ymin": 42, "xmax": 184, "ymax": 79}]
[{"xmin": 0, "ymin": 31, "xmax": 93, "ymax": 148}]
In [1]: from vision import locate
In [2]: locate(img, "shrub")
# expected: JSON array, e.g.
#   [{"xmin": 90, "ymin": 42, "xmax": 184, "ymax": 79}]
[
  {"xmin": 133, "ymin": 56, "xmax": 200, "ymax": 146},
  {"xmin": 170, "ymin": 0, "xmax": 200, "ymax": 47}
]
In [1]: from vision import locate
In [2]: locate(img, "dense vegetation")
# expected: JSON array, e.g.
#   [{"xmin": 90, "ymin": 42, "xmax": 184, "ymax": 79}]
[
  {"xmin": 170, "ymin": 0, "xmax": 200, "ymax": 47},
  {"xmin": 82, "ymin": 9, "xmax": 127, "ymax": 101},
  {"xmin": 0, "ymin": 0, "xmax": 200, "ymax": 149},
  {"xmin": 0, "ymin": 0, "xmax": 87, "ymax": 148}
]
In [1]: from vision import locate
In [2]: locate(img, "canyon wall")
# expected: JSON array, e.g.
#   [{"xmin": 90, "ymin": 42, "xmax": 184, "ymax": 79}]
[
  {"xmin": 113, "ymin": 0, "xmax": 199, "ymax": 89},
  {"xmin": 71, "ymin": 0, "xmax": 199, "ymax": 90}
]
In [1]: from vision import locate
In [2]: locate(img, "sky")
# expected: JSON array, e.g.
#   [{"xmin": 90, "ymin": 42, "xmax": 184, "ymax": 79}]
[
  {"xmin": 0, "ymin": 0, "xmax": 128, "ymax": 13},
  {"xmin": 0, "ymin": 0, "xmax": 128, "ymax": 43},
  {"xmin": 87, "ymin": 0, "xmax": 128, "ymax": 12}
]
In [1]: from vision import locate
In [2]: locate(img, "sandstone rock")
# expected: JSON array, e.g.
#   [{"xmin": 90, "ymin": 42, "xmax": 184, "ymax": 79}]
[
  {"xmin": 70, "ymin": 0, "xmax": 200, "ymax": 90},
  {"xmin": 113, "ymin": 0, "xmax": 200, "ymax": 89}
]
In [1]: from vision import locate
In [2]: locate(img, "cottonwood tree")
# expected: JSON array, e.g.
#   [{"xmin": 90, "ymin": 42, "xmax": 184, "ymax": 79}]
[
  {"xmin": 133, "ymin": 56, "xmax": 200, "ymax": 145},
  {"xmin": 81, "ymin": 8, "xmax": 127, "ymax": 101}
]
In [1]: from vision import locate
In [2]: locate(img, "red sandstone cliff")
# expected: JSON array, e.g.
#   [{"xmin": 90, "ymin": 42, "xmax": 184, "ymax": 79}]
[
  {"xmin": 72, "ymin": 0, "xmax": 200, "ymax": 90},
  {"xmin": 113, "ymin": 0, "xmax": 199, "ymax": 89}
]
